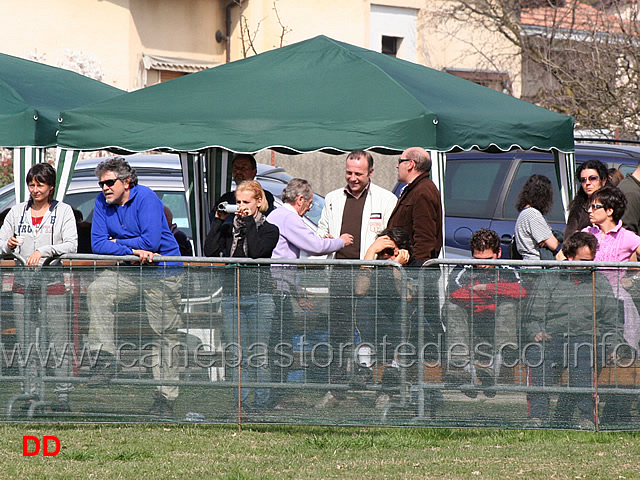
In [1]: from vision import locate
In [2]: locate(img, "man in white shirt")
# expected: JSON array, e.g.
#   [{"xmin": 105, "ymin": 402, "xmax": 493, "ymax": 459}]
[{"xmin": 317, "ymin": 150, "xmax": 397, "ymax": 259}]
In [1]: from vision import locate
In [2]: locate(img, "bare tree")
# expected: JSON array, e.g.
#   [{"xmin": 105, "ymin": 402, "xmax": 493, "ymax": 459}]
[
  {"xmin": 238, "ymin": 0, "xmax": 291, "ymax": 58},
  {"xmin": 431, "ymin": 0, "xmax": 640, "ymax": 138}
]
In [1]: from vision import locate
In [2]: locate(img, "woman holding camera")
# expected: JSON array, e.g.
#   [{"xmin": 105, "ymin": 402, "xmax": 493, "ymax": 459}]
[{"xmin": 204, "ymin": 180, "xmax": 279, "ymax": 412}]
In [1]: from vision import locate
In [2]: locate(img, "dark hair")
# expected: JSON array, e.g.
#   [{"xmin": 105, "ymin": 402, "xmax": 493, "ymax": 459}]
[
  {"xmin": 346, "ymin": 150, "xmax": 374, "ymax": 172},
  {"xmin": 26, "ymin": 163, "xmax": 57, "ymax": 203},
  {"xmin": 377, "ymin": 227, "xmax": 413, "ymax": 255},
  {"xmin": 562, "ymin": 231, "xmax": 597, "ymax": 259},
  {"xmin": 95, "ymin": 157, "xmax": 138, "ymax": 187},
  {"xmin": 232, "ymin": 154, "xmax": 257, "ymax": 170},
  {"xmin": 567, "ymin": 160, "xmax": 608, "ymax": 217},
  {"xmin": 608, "ymin": 168, "xmax": 624, "ymax": 187},
  {"xmin": 469, "ymin": 228, "xmax": 500, "ymax": 254},
  {"xmin": 590, "ymin": 185, "xmax": 627, "ymax": 223},
  {"xmin": 72, "ymin": 208, "xmax": 83, "ymax": 222},
  {"xmin": 516, "ymin": 174, "xmax": 554, "ymax": 214}
]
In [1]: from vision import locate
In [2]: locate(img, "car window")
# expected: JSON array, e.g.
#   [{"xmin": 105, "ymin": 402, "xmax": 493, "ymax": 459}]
[
  {"xmin": 65, "ymin": 192, "xmax": 99, "ymax": 222},
  {"xmin": 305, "ymin": 195, "xmax": 324, "ymax": 226},
  {"xmin": 619, "ymin": 164, "xmax": 635, "ymax": 177},
  {"xmin": 156, "ymin": 191, "xmax": 192, "ymax": 237},
  {"xmin": 65, "ymin": 190, "xmax": 192, "ymax": 239},
  {"xmin": 0, "ymin": 187, "xmax": 15, "ymax": 213},
  {"xmin": 502, "ymin": 161, "xmax": 565, "ymax": 223},
  {"xmin": 445, "ymin": 159, "xmax": 509, "ymax": 218}
]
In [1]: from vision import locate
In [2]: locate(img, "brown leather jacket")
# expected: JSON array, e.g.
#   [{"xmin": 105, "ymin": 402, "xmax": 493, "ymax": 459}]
[{"xmin": 388, "ymin": 171, "xmax": 442, "ymax": 261}]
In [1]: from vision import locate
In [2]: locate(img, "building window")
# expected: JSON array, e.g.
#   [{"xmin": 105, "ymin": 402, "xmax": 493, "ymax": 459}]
[
  {"xmin": 140, "ymin": 54, "xmax": 218, "ymax": 88},
  {"xmin": 445, "ymin": 69, "xmax": 512, "ymax": 94},
  {"xmin": 370, "ymin": 5, "xmax": 418, "ymax": 62},
  {"xmin": 382, "ymin": 36, "xmax": 402, "ymax": 57}
]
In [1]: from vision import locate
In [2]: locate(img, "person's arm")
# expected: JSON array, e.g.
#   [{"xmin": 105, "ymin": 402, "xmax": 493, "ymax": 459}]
[
  {"xmin": 0, "ymin": 207, "xmax": 16, "ymax": 255},
  {"xmin": 484, "ymin": 278, "xmax": 527, "ymax": 300},
  {"xmin": 91, "ymin": 196, "xmax": 133, "ymax": 256},
  {"xmin": 204, "ymin": 218, "xmax": 225, "ymax": 257},
  {"xmin": 540, "ymin": 234, "xmax": 559, "ymax": 252},
  {"xmin": 114, "ymin": 191, "xmax": 164, "ymax": 252},
  {"xmin": 621, "ymin": 181, "xmax": 640, "ymax": 233},
  {"xmin": 284, "ymin": 213, "xmax": 346, "ymax": 255},
  {"xmin": 411, "ymin": 188, "xmax": 442, "ymax": 261}
]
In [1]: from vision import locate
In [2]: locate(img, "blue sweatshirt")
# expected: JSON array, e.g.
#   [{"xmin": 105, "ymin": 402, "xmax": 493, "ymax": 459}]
[{"xmin": 91, "ymin": 184, "xmax": 181, "ymax": 265}]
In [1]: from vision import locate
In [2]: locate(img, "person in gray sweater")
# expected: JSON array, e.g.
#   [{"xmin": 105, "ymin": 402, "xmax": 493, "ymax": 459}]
[{"xmin": 0, "ymin": 163, "xmax": 77, "ymax": 413}]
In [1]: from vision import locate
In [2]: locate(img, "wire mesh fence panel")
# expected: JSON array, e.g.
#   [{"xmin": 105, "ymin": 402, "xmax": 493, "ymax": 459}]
[{"xmin": 0, "ymin": 256, "xmax": 638, "ymax": 429}]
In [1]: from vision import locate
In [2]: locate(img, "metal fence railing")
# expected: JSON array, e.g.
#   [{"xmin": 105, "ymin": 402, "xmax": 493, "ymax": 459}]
[{"xmin": 1, "ymin": 254, "xmax": 639, "ymax": 430}]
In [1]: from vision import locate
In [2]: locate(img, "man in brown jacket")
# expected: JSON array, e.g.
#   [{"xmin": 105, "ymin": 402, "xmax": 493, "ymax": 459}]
[{"xmin": 388, "ymin": 147, "xmax": 443, "ymax": 261}]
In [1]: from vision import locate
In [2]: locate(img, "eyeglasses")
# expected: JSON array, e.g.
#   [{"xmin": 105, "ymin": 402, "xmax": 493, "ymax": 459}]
[
  {"xmin": 586, "ymin": 203, "xmax": 605, "ymax": 211},
  {"xmin": 579, "ymin": 175, "xmax": 600, "ymax": 184},
  {"xmin": 98, "ymin": 178, "xmax": 119, "ymax": 188},
  {"xmin": 397, "ymin": 158, "xmax": 412, "ymax": 165},
  {"xmin": 379, "ymin": 248, "xmax": 395, "ymax": 257}
]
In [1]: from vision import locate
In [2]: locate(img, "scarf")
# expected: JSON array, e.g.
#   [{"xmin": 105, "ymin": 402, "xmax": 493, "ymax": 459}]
[{"xmin": 230, "ymin": 211, "xmax": 265, "ymax": 257}]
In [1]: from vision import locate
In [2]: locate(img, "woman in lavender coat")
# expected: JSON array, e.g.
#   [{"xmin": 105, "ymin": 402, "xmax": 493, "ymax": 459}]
[{"xmin": 267, "ymin": 179, "xmax": 353, "ymax": 392}]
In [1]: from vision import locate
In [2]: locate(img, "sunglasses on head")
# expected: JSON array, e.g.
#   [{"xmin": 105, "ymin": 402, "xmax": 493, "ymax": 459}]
[
  {"xmin": 98, "ymin": 178, "xmax": 119, "ymax": 188},
  {"xmin": 579, "ymin": 175, "xmax": 599, "ymax": 184}
]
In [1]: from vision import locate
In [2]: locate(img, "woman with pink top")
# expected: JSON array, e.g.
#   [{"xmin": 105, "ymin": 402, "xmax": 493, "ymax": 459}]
[{"xmin": 581, "ymin": 185, "xmax": 640, "ymax": 350}]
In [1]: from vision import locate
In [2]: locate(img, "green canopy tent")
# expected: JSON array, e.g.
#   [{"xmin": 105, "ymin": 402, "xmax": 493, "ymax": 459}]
[
  {"xmin": 57, "ymin": 36, "xmax": 575, "ymax": 254},
  {"xmin": 0, "ymin": 52, "xmax": 122, "ymax": 202}
]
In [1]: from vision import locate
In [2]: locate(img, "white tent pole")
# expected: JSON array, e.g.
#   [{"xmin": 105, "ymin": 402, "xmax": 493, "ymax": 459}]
[
  {"xmin": 557, "ymin": 151, "xmax": 576, "ymax": 223},
  {"xmin": 428, "ymin": 149, "xmax": 446, "ymax": 259}
]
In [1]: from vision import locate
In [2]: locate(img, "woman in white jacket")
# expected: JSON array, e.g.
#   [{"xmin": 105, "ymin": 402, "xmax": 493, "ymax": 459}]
[{"xmin": 0, "ymin": 163, "xmax": 77, "ymax": 413}]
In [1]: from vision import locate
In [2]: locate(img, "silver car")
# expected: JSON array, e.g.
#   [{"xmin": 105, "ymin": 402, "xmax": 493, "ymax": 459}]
[{"xmin": 0, "ymin": 154, "xmax": 325, "ymax": 243}]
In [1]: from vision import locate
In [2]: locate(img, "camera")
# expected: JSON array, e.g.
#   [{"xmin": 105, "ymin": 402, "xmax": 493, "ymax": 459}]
[{"xmin": 217, "ymin": 203, "xmax": 239, "ymax": 213}]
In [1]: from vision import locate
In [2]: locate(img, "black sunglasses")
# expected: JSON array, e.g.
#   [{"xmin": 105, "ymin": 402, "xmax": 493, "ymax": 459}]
[
  {"xmin": 397, "ymin": 158, "xmax": 412, "ymax": 165},
  {"xmin": 98, "ymin": 178, "xmax": 119, "ymax": 188},
  {"xmin": 379, "ymin": 248, "xmax": 395, "ymax": 257}
]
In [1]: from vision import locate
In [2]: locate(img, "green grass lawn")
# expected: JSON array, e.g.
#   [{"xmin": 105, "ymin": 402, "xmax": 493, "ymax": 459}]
[{"xmin": 1, "ymin": 424, "xmax": 639, "ymax": 479}]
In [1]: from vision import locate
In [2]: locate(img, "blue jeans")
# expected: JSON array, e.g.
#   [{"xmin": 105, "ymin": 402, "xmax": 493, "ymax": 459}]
[{"xmin": 222, "ymin": 294, "xmax": 275, "ymax": 408}]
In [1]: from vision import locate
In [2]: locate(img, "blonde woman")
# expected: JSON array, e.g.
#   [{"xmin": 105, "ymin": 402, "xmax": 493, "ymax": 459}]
[{"xmin": 204, "ymin": 180, "xmax": 279, "ymax": 412}]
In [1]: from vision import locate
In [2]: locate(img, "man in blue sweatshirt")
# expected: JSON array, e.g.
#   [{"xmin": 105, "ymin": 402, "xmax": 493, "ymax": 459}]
[{"xmin": 86, "ymin": 157, "xmax": 183, "ymax": 417}]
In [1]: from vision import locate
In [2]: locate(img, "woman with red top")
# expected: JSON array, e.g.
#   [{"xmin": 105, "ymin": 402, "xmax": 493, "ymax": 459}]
[{"xmin": 0, "ymin": 163, "xmax": 77, "ymax": 413}]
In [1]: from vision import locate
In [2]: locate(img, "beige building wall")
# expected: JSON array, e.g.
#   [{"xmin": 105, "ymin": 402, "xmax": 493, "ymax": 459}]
[
  {"xmin": 2, "ymin": 0, "xmax": 226, "ymax": 91},
  {"xmin": 419, "ymin": 1, "xmax": 522, "ymax": 97},
  {"xmin": 3, "ymin": 0, "xmax": 521, "ymax": 95},
  {"xmin": 3, "ymin": 0, "xmax": 133, "ymax": 89}
]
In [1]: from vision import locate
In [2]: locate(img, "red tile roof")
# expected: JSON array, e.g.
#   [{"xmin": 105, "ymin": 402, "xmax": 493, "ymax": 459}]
[{"xmin": 521, "ymin": 1, "xmax": 624, "ymax": 33}]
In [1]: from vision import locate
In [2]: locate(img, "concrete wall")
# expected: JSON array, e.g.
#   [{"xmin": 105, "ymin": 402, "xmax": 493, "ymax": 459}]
[{"xmin": 254, "ymin": 150, "xmax": 399, "ymax": 197}]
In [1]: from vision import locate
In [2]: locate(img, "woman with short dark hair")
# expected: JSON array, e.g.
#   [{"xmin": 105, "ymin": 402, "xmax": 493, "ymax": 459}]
[{"xmin": 582, "ymin": 185, "xmax": 640, "ymax": 350}]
